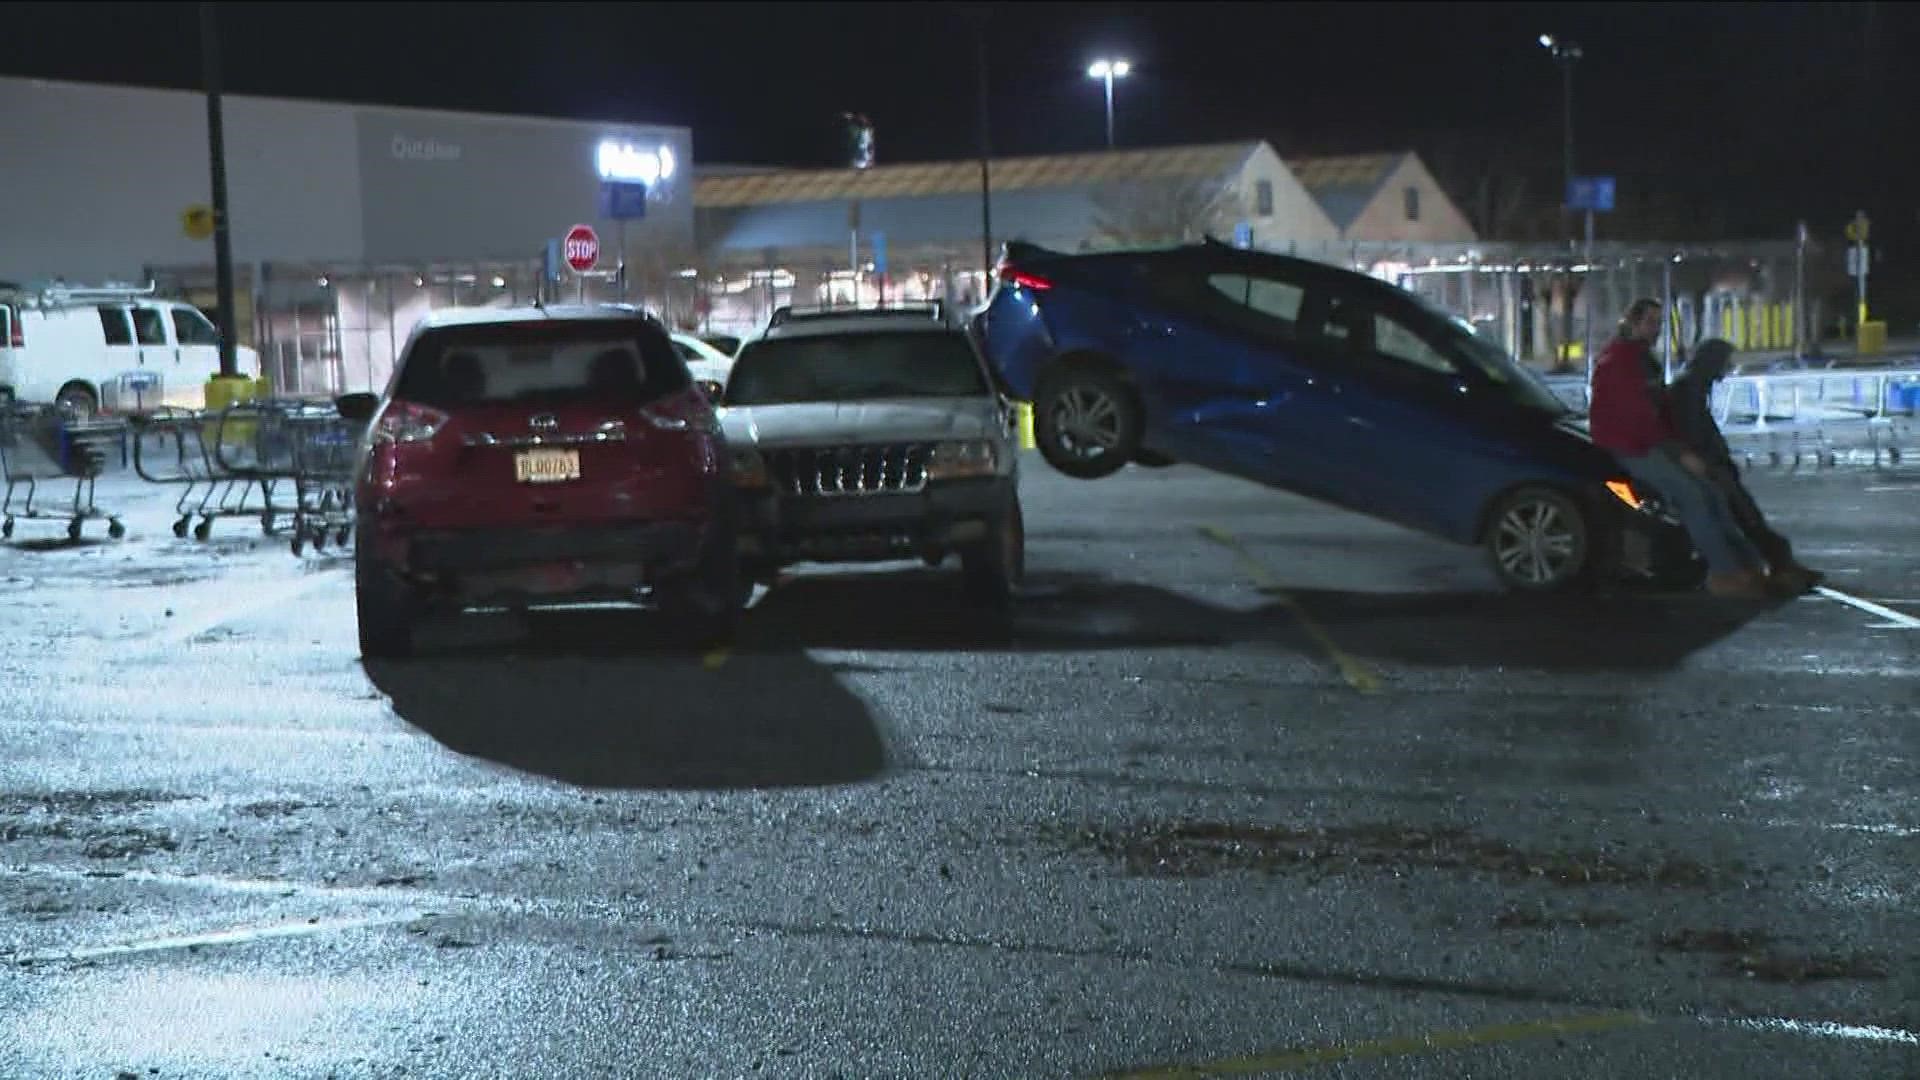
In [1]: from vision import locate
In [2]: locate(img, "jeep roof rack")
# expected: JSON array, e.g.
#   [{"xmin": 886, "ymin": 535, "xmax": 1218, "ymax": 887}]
[{"xmin": 767, "ymin": 300, "xmax": 946, "ymax": 327}]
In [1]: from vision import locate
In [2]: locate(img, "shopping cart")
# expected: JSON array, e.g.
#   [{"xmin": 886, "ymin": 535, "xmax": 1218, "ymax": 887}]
[
  {"xmin": 0, "ymin": 404, "xmax": 125, "ymax": 542},
  {"xmin": 129, "ymin": 407, "xmax": 282, "ymax": 540},
  {"xmin": 211, "ymin": 399, "xmax": 363, "ymax": 555}
]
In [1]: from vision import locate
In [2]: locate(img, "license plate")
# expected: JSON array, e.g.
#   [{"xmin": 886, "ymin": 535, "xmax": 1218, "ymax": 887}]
[{"xmin": 514, "ymin": 448, "xmax": 581, "ymax": 484}]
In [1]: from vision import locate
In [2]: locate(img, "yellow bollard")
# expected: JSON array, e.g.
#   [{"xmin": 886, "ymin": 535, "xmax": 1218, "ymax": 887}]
[
  {"xmin": 205, "ymin": 374, "xmax": 259, "ymax": 464},
  {"xmin": 1016, "ymin": 402, "xmax": 1035, "ymax": 450},
  {"xmin": 204, "ymin": 374, "xmax": 256, "ymax": 411},
  {"xmin": 1784, "ymin": 305, "xmax": 1795, "ymax": 352},
  {"xmin": 1858, "ymin": 321, "xmax": 1887, "ymax": 356}
]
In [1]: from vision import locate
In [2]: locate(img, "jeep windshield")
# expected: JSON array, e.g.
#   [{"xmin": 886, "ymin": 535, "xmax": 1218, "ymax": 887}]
[
  {"xmin": 723, "ymin": 332, "xmax": 989, "ymax": 406},
  {"xmin": 394, "ymin": 320, "xmax": 689, "ymax": 407}
]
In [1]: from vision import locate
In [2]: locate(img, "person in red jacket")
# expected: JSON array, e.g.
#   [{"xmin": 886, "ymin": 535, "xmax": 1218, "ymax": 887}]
[{"xmin": 1588, "ymin": 298, "xmax": 1774, "ymax": 598}]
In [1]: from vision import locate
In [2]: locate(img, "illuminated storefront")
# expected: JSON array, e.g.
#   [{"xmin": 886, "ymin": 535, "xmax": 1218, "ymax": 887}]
[{"xmin": 2, "ymin": 75, "xmax": 694, "ymax": 394}]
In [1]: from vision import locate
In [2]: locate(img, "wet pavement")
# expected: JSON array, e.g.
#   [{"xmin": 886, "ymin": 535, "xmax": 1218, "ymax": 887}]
[{"xmin": 1, "ymin": 454, "xmax": 1916, "ymax": 1078}]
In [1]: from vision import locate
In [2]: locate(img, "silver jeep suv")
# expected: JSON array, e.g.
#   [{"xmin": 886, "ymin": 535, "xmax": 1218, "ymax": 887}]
[{"xmin": 717, "ymin": 303, "xmax": 1023, "ymax": 606}]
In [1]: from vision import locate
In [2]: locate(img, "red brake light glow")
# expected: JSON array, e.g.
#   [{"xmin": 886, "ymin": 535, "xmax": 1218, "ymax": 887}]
[
  {"xmin": 373, "ymin": 400, "xmax": 449, "ymax": 445},
  {"xmin": 1001, "ymin": 268, "xmax": 1053, "ymax": 292}
]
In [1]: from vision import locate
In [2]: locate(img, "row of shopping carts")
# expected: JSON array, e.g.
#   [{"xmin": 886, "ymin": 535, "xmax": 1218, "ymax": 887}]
[{"xmin": 130, "ymin": 399, "xmax": 362, "ymax": 555}]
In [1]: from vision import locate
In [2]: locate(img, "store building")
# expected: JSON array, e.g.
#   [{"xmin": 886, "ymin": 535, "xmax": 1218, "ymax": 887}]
[
  {"xmin": 688, "ymin": 142, "xmax": 1492, "ymax": 339},
  {"xmin": 691, "ymin": 141, "xmax": 1346, "ymax": 337},
  {"xmin": 0, "ymin": 76, "xmax": 694, "ymax": 394},
  {"xmin": 1291, "ymin": 152, "xmax": 1479, "ymax": 244}
]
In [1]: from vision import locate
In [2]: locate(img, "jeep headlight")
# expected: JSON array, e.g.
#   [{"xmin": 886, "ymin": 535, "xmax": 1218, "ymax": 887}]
[
  {"xmin": 730, "ymin": 446, "xmax": 770, "ymax": 489},
  {"xmin": 926, "ymin": 439, "xmax": 1000, "ymax": 480}
]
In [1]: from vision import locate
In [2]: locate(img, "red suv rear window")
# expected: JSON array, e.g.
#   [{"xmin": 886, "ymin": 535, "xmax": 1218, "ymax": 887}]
[{"xmin": 395, "ymin": 319, "xmax": 690, "ymax": 408}]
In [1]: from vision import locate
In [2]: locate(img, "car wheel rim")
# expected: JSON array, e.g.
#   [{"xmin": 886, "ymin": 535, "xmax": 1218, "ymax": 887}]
[
  {"xmin": 1494, "ymin": 498, "xmax": 1580, "ymax": 585},
  {"xmin": 1051, "ymin": 385, "xmax": 1121, "ymax": 458}
]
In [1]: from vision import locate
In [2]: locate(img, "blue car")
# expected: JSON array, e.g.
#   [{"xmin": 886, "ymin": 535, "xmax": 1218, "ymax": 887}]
[{"xmin": 972, "ymin": 239, "xmax": 1700, "ymax": 593}]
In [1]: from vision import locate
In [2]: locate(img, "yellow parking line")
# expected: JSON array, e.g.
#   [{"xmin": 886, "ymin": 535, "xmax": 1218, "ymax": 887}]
[
  {"xmin": 702, "ymin": 646, "xmax": 731, "ymax": 671},
  {"xmin": 1197, "ymin": 526, "xmax": 1382, "ymax": 694},
  {"xmin": 1103, "ymin": 1010, "xmax": 1652, "ymax": 1078}
]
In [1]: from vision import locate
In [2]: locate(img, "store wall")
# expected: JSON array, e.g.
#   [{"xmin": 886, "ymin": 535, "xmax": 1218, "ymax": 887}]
[
  {"xmin": 0, "ymin": 76, "xmax": 695, "ymax": 284},
  {"xmin": 354, "ymin": 109, "xmax": 695, "ymax": 262},
  {"xmin": 0, "ymin": 77, "xmax": 365, "ymax": 282}
]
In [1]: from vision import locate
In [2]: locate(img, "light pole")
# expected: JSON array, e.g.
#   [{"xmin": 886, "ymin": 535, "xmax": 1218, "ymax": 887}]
[
  {"xmin": 1086, "ymin": 58, "xmax": 1130, "ymax": 150},
  {"xmin": 1538, "ymin": 35, "xmax": 1581, "ymax": 221},
  {"xmin": 1539, "ymin": 33, "xmax": 1586, "ymax": 373}
]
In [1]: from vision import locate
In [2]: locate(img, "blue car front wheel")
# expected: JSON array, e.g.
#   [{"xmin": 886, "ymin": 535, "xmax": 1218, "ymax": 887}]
[{"xmin": 1485, "ymin": 486, "xmax": 1594, "ymax": 593}]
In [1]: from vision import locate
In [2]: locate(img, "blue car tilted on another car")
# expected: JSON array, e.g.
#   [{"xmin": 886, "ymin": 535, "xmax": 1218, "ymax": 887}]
[{"xmin": 971, "ymin": 238, "xmax": 1701, "ymax": 593}]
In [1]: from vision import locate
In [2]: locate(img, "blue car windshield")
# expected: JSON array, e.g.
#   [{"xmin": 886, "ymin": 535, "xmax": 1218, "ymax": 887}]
[{"xmin": 1410, "ymin": 296, "xmax": 1570, "ymax": 416}]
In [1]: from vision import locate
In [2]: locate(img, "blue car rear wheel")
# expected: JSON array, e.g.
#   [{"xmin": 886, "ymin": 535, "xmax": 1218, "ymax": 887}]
[{"xmin": 1033, "ymin": 365, "xmax": 1142, "ymax": 480}]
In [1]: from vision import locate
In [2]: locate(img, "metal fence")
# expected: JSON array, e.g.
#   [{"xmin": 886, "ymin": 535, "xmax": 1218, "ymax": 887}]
[{"xmin": 1543, "ymin": 367, "xmax": 1920, "ymax": 425}]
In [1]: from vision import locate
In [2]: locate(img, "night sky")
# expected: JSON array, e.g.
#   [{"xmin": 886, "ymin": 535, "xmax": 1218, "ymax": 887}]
[{"xmin": 4, "ymin": 2, "xmax": 1916, "ymax": 304}]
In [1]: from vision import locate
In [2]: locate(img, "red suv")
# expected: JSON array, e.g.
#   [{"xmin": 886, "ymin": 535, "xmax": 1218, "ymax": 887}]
[{"xmin": 341, "ymin": 307, "xmax": 739, "ymax": 658}]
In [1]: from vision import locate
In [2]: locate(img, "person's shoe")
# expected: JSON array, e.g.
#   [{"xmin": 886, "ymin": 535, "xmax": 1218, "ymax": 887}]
[
  {"xmin": 1766, "ymin": 564, "xmax": 1824, "ymax": 596},
  {"xmin": 1706, "ymin": 569, "xmax": 1771, "ymax": 598}
]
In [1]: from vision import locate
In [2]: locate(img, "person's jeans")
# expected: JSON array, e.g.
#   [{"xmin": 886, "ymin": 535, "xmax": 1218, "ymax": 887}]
[
  {"xmin": 1618, "ymin": 448, "xmax": 1763, "ymax": 576},
  {"xmin": 1713, "ymin": 466, "xmax": 1796, "ymax": 568}
]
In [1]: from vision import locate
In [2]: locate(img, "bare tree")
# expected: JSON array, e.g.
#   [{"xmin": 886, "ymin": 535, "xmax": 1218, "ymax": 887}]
[
  {"xmin": 1422, "ymin": 131, "xmax": 1550, "ymax": 241},
  {"xmin": 1088, "ymin": 175, "xmax": 1235, "ymax": 248}
]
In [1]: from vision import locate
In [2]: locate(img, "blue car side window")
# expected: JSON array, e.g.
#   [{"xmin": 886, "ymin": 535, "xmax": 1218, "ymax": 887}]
[
  {"xmin": 1201, "ymin": 273, "xmax": 1307, "ymax": 346},
  {"xmin": 1372, "ymin": 310, "xmax": 1458, "ymax": 375}
]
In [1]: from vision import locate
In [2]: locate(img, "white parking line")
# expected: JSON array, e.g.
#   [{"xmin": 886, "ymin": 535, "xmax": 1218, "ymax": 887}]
[
  {"xmin": 6, "ymin": 912, "xmax": 422, "ymax": 965},
  {"xmin": 1813, "ymin": 586, "xmax": 1920, "ymax": 630},
  {"xmin": 1713, "ymin": 1016, "xmax": 1920, "ymax": 1047},
  {"xmin": 1862, "ymin": 484, "xmax": 1920, "ymax": 493}
]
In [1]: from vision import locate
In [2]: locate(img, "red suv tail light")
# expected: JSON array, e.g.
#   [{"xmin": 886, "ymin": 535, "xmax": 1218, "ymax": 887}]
[
  {"xmin": 373, "ymin": 400, "xmax": 449, "ymax": 445},
  {"xmin": 6, "ymin": 319, "xmax": 21, "ymax": 349},
  {"xmin": 640, "ymin": 391, "xmax": 722, "ymax": 435}
]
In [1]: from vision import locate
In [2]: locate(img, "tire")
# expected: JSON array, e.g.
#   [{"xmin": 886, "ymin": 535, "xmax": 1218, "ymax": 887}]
[
  {"xmin": 1483, "ymin": 486, "xmax": 1594, "ymax": 593},
  {"xmin": 55, "ymin": 383, "xmax": 98, "ymax": 421},
  {"xmin": 1032, "ymin": 364, "xmax": 1143, "ymax": 480},
  {"xmin": 961, "ymin": 493, "xmax": 1025, "ymax": 607},
  {"xmin": 355, "ymin": 530, "xmax": 416, "ymax": 659}
]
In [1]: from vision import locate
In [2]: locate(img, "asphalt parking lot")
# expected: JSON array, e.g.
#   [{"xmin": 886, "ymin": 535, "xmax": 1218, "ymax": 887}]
[{"xmin": 1, "ymin": 452, "xmax": 1916, "ymax": 1079}]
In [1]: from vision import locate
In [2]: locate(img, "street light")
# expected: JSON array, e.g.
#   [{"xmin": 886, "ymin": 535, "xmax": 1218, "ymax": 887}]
[
  {"xmin": 1539, "ymin": 33, "xmax": 1587, "ymax": 374},
  {"xmin": 1087, "ymin": 58, "xmax": 1130, "ymax": 150},
  {"xmin": 1537, "ymin": 34, "xmax": 1582, "ymax": 218}
]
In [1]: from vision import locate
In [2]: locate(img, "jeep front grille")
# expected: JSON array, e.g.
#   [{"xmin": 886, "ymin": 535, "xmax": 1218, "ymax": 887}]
[{"xmin": 765, "ymin": 443, "xmax": 931, "ymax": 496}]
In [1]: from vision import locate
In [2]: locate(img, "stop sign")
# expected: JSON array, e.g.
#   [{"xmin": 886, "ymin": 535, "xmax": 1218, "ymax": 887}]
[{"xmin": 563, "ymin": 224, "xmax": 600, "ymax": 272}]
